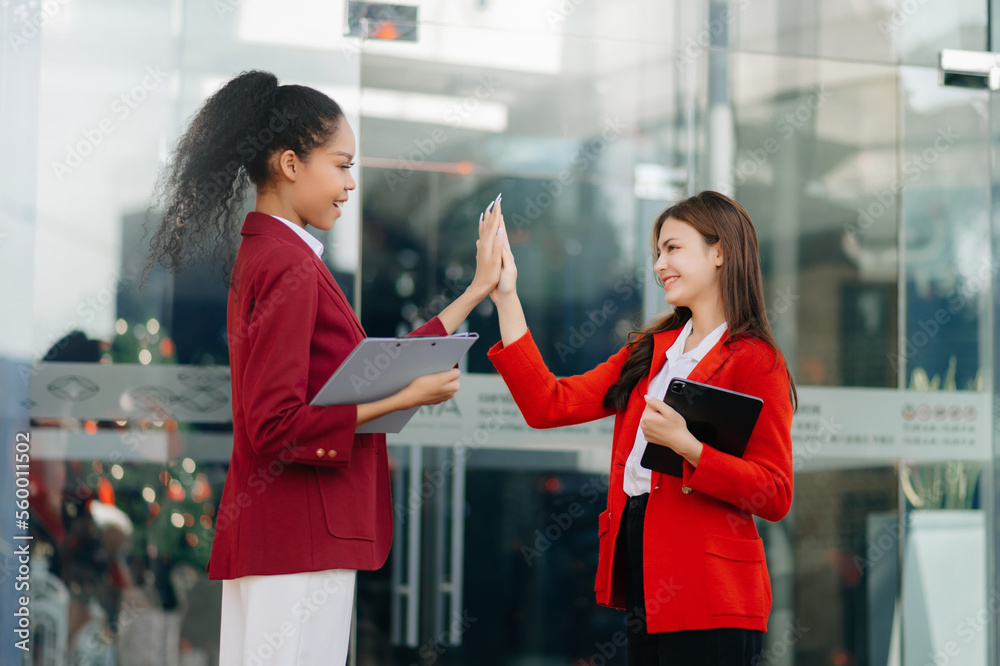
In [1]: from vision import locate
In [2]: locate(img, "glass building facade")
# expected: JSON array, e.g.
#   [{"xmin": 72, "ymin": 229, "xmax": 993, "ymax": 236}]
[{"xmin": 1, "ymin": 0, "xmax": 998, "ymax": 664}]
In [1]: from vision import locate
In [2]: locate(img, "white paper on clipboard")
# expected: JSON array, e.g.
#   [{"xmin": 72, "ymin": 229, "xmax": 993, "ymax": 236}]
[{"xmin": 308, "ymin": 333, "xmax": 479, "ymax": 433}]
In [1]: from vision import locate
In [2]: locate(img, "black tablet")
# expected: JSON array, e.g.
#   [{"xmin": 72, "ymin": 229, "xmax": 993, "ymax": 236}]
[{"xmin": 639, "ymin": 377, "xmax": 764, "ymax": 477}]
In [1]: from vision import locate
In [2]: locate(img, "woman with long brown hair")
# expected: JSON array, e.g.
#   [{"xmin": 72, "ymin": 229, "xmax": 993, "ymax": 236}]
[{"xmin": 487, "ymin": 191, "xmax": 796, "ymax": 665}]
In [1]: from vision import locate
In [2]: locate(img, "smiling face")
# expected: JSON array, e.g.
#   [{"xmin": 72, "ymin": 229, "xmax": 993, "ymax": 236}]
[
  {"xmin": 279, "ymin": 116, "xmax": 357, "ymax": 231},
  {"xmin": 652, "ymin": 216, "xmax": 724, "ymax": 308}
]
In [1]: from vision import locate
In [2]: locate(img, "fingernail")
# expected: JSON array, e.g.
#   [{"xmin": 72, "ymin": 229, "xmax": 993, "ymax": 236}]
[
  {"xmin": 497, "ymin": 192, "xmax": 503, "ymax": 202},
  {"xmin": 479, "ymin": 213, "xmax": 484, "ymax": 223},
  {"xmin": 497, "ymin": 227, "xmax": 504, "ymax": 239},
  {"xmin": 486, "ymin": 201, "xmax": 495, "ymax": 213}
]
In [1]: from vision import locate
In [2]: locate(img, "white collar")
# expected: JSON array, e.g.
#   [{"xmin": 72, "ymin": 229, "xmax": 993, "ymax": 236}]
[
  {"xmin": 666, "ymin": 318, "xmax": 728, "ymax": 364},
  {"xmin": 270, "ymin": 214, "xmax": 325, "ymax": 258}
]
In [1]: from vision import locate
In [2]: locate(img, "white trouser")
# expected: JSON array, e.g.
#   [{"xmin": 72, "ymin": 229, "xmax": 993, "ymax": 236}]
[{"xmin": 219, "ymin": 569, "xmax": 356, "ymax": 666}]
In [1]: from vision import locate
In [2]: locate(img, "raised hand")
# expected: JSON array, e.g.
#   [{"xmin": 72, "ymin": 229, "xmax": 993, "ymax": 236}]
[
  {"xmin": 469, "ymin": 193, "xmax": 506, "ymax": 300},
  {"xmin": 490, "ymin": 213, "xmax": 517, "ymax": 305},
  {"xmin": 486, "ymin": 205, "xmax": 526, "ymax": 347},
  {"xmin": 434, "ymin": 193, "xmax": 509, "ymax": 334}
]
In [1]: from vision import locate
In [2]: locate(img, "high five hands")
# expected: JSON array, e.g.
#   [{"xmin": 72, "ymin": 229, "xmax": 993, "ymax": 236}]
[
  {"xmin": 469, "ymin": 193, "xmax": 507, "ymax": 300},
  {"xmin": 470, "ymin": 193, "xmax": 517, "ymax": 304},
  {"xmin": 375, "ymin": 193, "xmax": 519, "ymax": 423}
]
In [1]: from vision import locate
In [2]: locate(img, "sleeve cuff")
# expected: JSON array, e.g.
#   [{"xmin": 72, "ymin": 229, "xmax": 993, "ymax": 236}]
[
  {"xmin": 487, "ymin": 328, "xmax": 534, "ymax": 362},
  {"xmin": 412, "ymin": 316, "xmax": 448, "ymax": 336},
  {"xmin": 681, "ymin": 441, "xmax": 716, "ymax": 489},
  {"xmin": 293, "ymin": 442, "xmax": 353, "ymax": 466}
]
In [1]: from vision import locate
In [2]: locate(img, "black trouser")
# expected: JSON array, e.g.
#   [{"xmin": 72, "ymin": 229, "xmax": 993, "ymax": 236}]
[{"xmin": 617, "ymin": 492, "xmax": 765, "ymax": 666}]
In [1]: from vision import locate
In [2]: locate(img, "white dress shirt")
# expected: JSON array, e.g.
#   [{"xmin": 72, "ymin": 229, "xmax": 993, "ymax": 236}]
[
  {"xmin": 271, "ymin": 214, "xmax": 325, "ymax": 258},
  {"xmin": 622, "ymin": 318, "xmax": 729, "ymax": 497}
]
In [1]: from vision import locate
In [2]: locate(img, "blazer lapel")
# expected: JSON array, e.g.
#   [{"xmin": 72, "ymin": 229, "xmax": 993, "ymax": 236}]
[
  {"xmin": 644, "ymin": 321, "xmax": 734, "ymax": 392},
  {"xmin": 645, "ymin": 323, "xmax": 734, "ymax": 490},
  {"xmin": 639, "ymin": 327, "xmax": 682, "ymax": 397},
  {"xmin": 241, "ymin": 212, "xmax": 366, "ymax": 339},
  {"xmin": 311, "ymin": 254, "xmax": 367, "ymax": 339},
  {"xmin": 686, "ymin": 334, "xmax": 733, "ymax": 385}
]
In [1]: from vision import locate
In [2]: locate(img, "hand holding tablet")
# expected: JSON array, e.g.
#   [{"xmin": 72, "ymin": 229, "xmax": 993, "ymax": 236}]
[{"xmin": 640, "ymin": 378, "xmax": 764, "ymax": 477}]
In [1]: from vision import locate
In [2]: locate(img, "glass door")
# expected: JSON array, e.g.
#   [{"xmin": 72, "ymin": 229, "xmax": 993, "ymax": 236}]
[
  {"xmin": 354, "ymin": 18, "xmax": 685, "ymax": 665},
  {"xmin": 354, "ymin": 4, "xmax": 1000, "ymax": 665}
]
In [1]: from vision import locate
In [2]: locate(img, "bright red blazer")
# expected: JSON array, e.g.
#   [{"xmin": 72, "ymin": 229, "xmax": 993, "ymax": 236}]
[
  {"xmin": 488, "ymin": 327, "xmax": 793, "ymax": 633},
  {"xmin": 206, "ymin": 212, "xmax": 446, "ymax": 579}
]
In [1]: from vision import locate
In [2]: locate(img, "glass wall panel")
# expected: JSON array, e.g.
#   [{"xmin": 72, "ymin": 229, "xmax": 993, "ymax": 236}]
[
  {"xmin": 5, "ymin": 0, "xmax": 999, "ymax": 664},
  {"xmin": 19, "ymin": 1, "xmax": 364, "ymax": 663},
  {"xmin": 356, "ymin": 28, "xmax": 665, "ymax": 664},
  {"xmin": 896, "ymin": 64, "xmax": 993, "ymax": 666},
  {"xmin": 732, "ymin": 0, "xmax": 987, "ymax": 67},
  {"xmin": 358, "ymin": 28, "xmax": 662, "ymax": 376},
  {"xmin": 898, "ymin": 67, "xmax": 990, "ymax": 392},
  {"xmin": 718, "ymin": 53, "xmax": 900, "ymax": 388}
]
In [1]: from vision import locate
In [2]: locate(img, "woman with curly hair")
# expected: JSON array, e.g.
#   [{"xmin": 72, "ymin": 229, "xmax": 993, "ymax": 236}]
[{"xmin": 143, "ymin": 70, "xmax": 505, "ymax": 665}]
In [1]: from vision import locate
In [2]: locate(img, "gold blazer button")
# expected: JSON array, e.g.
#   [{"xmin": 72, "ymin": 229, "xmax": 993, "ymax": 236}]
[
  {"xmin": 315, "ymin": 448, "xmax": 325, "ymax": 457},
  {"xmin": 681, "ymin": 485, "xmax": 693, "ymax": 494}
]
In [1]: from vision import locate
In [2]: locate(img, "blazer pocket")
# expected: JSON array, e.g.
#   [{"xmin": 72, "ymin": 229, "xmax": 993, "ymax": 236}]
[
  {"xmin": 314, "ymin": 448, "xmax": 377, "ymax": 541},
  {"xmin": 703, "ymin": 533, "xmax": 768, "ymax": 619}
]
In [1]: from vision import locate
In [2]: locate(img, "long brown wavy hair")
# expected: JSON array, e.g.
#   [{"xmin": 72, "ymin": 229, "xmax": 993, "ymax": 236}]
[{"xmin": 603, "ymin": 191, "xmax": 798, "ymax": 412}]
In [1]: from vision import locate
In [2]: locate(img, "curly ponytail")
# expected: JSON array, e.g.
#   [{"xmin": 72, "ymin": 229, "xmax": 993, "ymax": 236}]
[{"xmin": 141, "ymin": 69, "xmax": 344, "ymax": 290}]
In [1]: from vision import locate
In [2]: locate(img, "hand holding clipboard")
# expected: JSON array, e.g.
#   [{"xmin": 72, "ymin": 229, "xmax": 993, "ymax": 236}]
[
  {"xmin": 309, "ymin": 333, "xmax": 478, "ymax": 433},
  {"xmin": 640, "ymin": 378, "xmax": 763, "ymax": 477}
]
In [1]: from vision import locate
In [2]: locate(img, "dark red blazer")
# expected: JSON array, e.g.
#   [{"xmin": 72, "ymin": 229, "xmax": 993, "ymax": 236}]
[
  {"xmin": 207, "ymin": 212, "xmax": 445, "ymax": 579},
  {"xmin": 488, "ymin": 327, "xmax": 793, "ymax": 633}
]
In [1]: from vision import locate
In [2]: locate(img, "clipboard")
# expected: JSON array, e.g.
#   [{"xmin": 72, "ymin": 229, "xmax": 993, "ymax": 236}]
[
  {"xmin": 640, "ymin": 377, "xmax": 763, "ymax": 477},
  {"xmin": 309, "ymin": 333, "xmax": 478, "ymax": 433}
]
